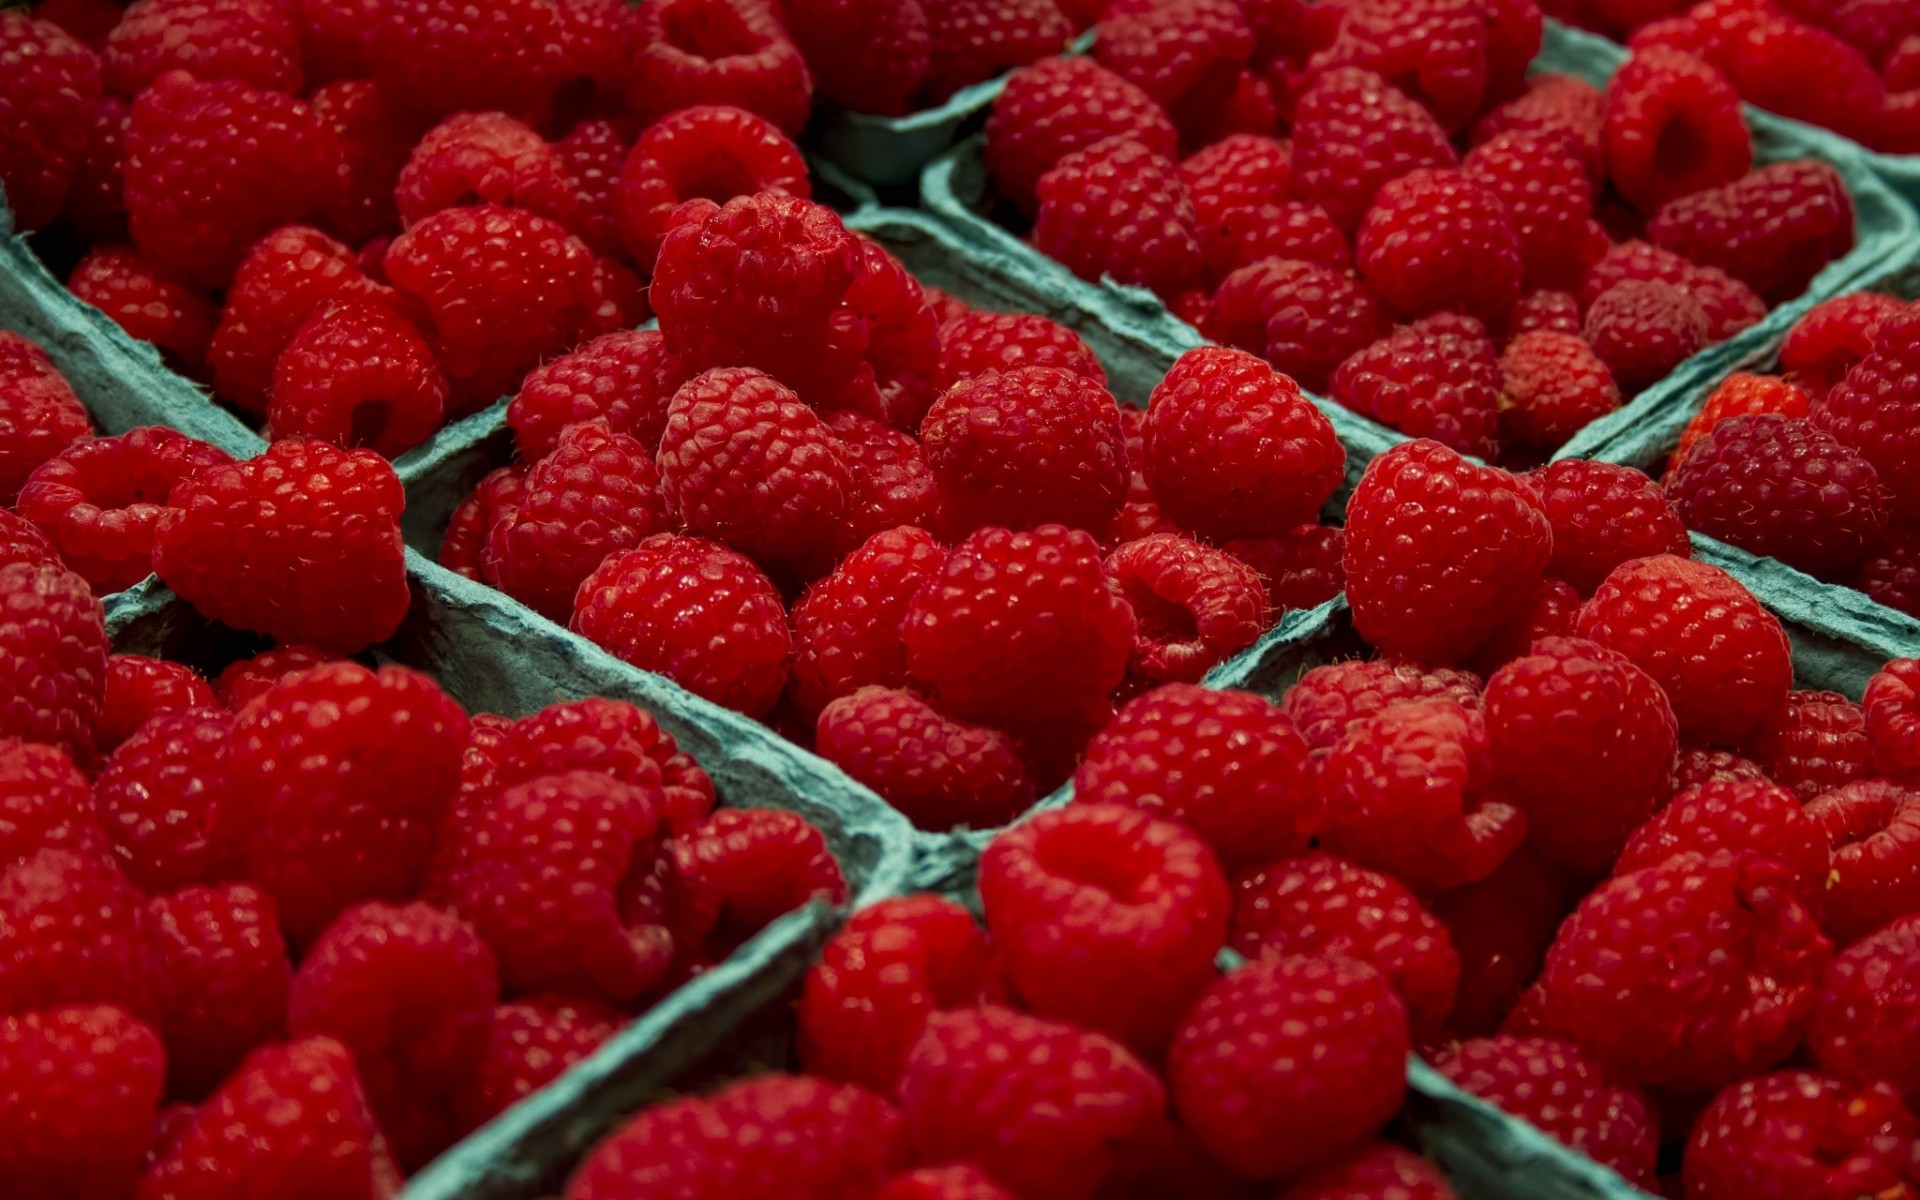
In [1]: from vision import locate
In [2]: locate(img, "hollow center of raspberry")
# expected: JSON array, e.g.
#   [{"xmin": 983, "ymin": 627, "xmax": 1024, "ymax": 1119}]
[
  {"xmin": 1033, "ymin": 832, "xmax": 1151, "ymax": 903},
  {"xmin": 76, "ymin": 458, "xmax": 182, "ymax": 509},
  {"xmin": 1654, "ymin": 117, "xmax": 1709, "ymax": 187},
  {"xmin": 1122, "ymin": 580, "xmax": 1200, "ymax": 650},
  {"xmin": 675, "ymin": 153, "xmax": 766, "ymax": 205},
  {"xmin": 661, "ymin": 5, "xmax": 765, "ymax": 60}
]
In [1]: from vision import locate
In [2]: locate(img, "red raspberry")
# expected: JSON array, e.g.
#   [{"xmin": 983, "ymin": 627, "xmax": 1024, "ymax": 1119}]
[
  {"xmin": 822, "ymin": 238, "xmax": 946, "ymax": 431},
  {"xmin": 816, "ymin": 687, "xmax": 1034, "ymax": 831},
  {"xmin": 1535, "ymin": 850, "xmax": 1829, "ymax": 1091},
  {"xmin": 787, "ymin": 0, "xmax": 929, "ymax": 116},
  {"xmin": 289, "ymin": 901, "xmax": 499, "ymax": 1167},
  {"xmin": 226, "ymin": 663, "xmax": 467, "ymax": 942},
  {"xmin": 1867, "ymin": 658, "xmax": 1920, "ymax": 782},
  {"xmin": 1330, "ymin": 317, "xmax": 1504, "ymax": 459},
  {"xmin": 797, "ymin": 895, "xmax": 1005, "ymax": 1093},
  {"xmin": 0, "ymin": 1004, "xmax": 164, "ymax": 1198},
  {"xmin": 1474, "ymin": 72, "xmax": 1606, "ymax": 183},
  {"xmin": 1307, "ymin": 0, "xmax": 1530, "ymax": 130},
  {"xmin": 1429, "ymin": 848, "xmax": 1564, "ymax": 1034},
  {"xmin": 1745, "ymin": 689, "xmax": 1869, "ymax": 801},
  {"xmin": 1462, "ymin": 129, "xmax": 1605, "ymax": 294},
  {"xmin": 1616, "ymin": 777, "xmax": 1829, "ymax": 907},
  {"xmin": 1854, "ymin": 524, "xmax": 1920, "ymax": 619},
  {"xmin": 923, "ymin": 0, "xmax": 1073, "ymax": 102},
  {"xmin": 1203, "ymin": 257, "xmax": 1384, "ymax": 396},
  {"xmin": 1529, "ymin": 460, "xmax": 1690, "ymax": 596},
  {"xmin": 1586, "ymin": 279, "xmax": 1712, "ymax": 395},
  {"xmin": 1648, "ymin": 160, "xmax": 1854, "ymax": 305},
  {"xmin": 1602, "ymin": 48, "xmax": 1751, "ymax": 213},
  {"xmin": 18, "ymin": 426, "xmax": 229, "ymax": 594},
  {"xmin": 571, "ymin": 1074, "xmax": 907, "ymax": 1200},
  {"xmin": 124, "ymin": 72, "xmax": 342, "ymax": 289},
  {"xmin": 879, "ymin": 1167, "xmax": 1016, "ymax": 1200},
  {"xmin": 0, "ymin": 332, "xmax": 92, "ymax": 506},
  {"xmin": 1171, "ymin": 955, "xmax": 1409, "ymax": 1179},
  {"xmin": 1431, "ymin": 1037, "xmax": 1657, "ymax": 1185},
  {"xmin": 510, "ymin": 330, "xmax": 688, "ymax": 462},
  {"xmin": 0, "ymin": 561, "xmax": 107, "ymax": 760},
  {"xmin": 0, "ymin": 11, "xmax": 100, "ymax": 231},
  {"xmin": 790, "ymin": 525, "xmax": 947, "ymax": 721},
  {"xmin": 624, "ymin": 0, "xmax": 810, "ymax": 133},
  {"xmin": 213, "ymin": 644, "xmax": 337, "ymax": 710},
  {"xmin": 551, "ymin": 118, "xmax": 629, "ymax": 258},
  {"xmin": 1805, "ymin": 779, "xmax": 1920, "ymax": 945},
  {"xmin": 394, "ymin": 111, "xmax": 573, "ymax": 230},
  {"xmin": 458, "ymin": 995, "xmax": 621, "ymax": 1131},
  {"xmin": 662, "ymin": 806, "xmax": 847, "ymax": 973},
  {"xmin": 816, "ymin": 414, "xmax": 935, "ymax": 549},
  {"xmin": 103, "ymin": 0, "xmax": 300, "ymax": 96},
  {"xmin": 309, "ymin": 78, "xmax": 409, "ymax": 246},
  {"xmin": 553, "ymin": 0, "xmax": 636, "ymax": 93},
  {"xmin": 899, "ymin": 1005, "xmax": 1168, "ymax": 1200},
  {"xmin": 1808, "ymin": 914, "xmax": 1920, "ymax": 1105},
  {"xmin": 143, "ymin": 1036, "xmax": 403, "ymax": 1199},
  {"xmin": 94, "ymin": 708, "xmax": 233, "ymax": 891},
  {"xmin": 936, "ymin": 311, "xmax": 1106, "ymax": 391},
  {"xmin": 1781, "ymin": 291, "xmax": 1907, "ymax": 397},
  {"xmin": 267, "ymin": 300, "xmax": 446, "ymax": 458},
  {"xmin": 0, "ymin": 847, "xmax": 154, "ymax": 1016},
  {"xmin": 1281, "ymin": 658, "xmax": 1483, "ymax": 756},
  {"xmin": 1202, "ymin": 202, "xmax": 1353, "ymax": 294},
  {"xmin": 1576, "ymin": 554, "xmax": 1791, "ymax": 746},
  {"xmin": 984, "ymin": 55, "xmax": 1178, "ymax": 215},
  {"xmin": 1467, "ymin": 575, "xmax": 1583, "ymax": 676},
  {"xmin": 0, "ymin": 512, "xmax": 56, "ymax": 575},
  {"xmin": 1223, "ymin": 524, "xmax": 1346, "ymax": 614},
  {"xmin": 1815, "ymin": 306, "xmax": 1920, "ymax": 523},
  {"xmin": 66, "ymin": 245, "xmax": 216, "ymax": 375},
  {"xmin": 1508, "ymin": 288, "xmax": 1584, "ymax": 338},
  {"xmin": 1676, "ymin": 743, "xmax": 1773, "ymax": 790},
  {"xmin": 368, "ymin": 0, "xmax": 562, "ymax": 121},
  {"xmin": 384, "ymin": 204, "xmax": 598, "ymax": 409},
  {"xmin": 1672, "ymin": 370, "xmax": 1811, "ymax": 475},
  {"xmin": 0, "ymin": 739, "xmax": 99, "ymax": 867},
  {"xmin": 1496, "ymin": 330, "xmax": 1621, "ymax": 453},
  {"xmin": 153, "ymin": 439, "xmax": 409, "ymax": 654},
  {"xmin": 494, "ymin": 697, "xmax": 711, "ymax": 831},
  {"xmin": 1344, "ymin": 439, "xmax": 1551, "ymax": 665},
  {"xmin": 147, "ymin": 882, "xmax": 290, "ymax": 1097},
  {"xmin": 1291, "ymin": 68, "xmax": 1457, "ymax": 233},
  {"xmin": 1581, "ymin": 239, "xmax": 1765, "ymax": 342},
  {"xmin": 1715, "ymin": 14, "xmax": 1887, "ymax": 146},
  {"xmin": 1033, "ymin": 134, "xmax": 1203, "ymax": 303},
  {"xmin": 903, "ymin": 524, "xmax": 1134, "ymax": 725},
  {"xmin": 1278, "ymin": 1144, "xmax": 1458, "ymax": 1200},
  {"xmin": 980, "ymin": 803, "xmax": 1228, "ymax": 1049},
  {"xmin": 1092, "ymin": 0, "xmax": 1254, "ymax": 134},
  {"xmin": 572, "ymin": 535, "xmax": 791, "ymax": 717},
  {"xmin": 615, "ymin": 104, "xmax": 808, "ymax": 271},
  {"xmin": 1685, "ymin": 1071, "xmax": 1920, "ymax": 1200},
  {"xmin": 1357, "ymin": 168, "xmax": 1522, "ymax": 327},
  {"xmin": 1181, "ymin": 134, "xmax": 1314, "ymax": 283},
  {"xmin": 1106, "ymin": 534, "xmax": 1268, "ymax": 682}
]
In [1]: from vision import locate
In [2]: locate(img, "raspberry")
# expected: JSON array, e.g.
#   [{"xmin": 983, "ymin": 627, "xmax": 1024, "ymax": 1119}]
[
  {"xmin": 289, "ymin": 901, "xmax": 499, "ymax": 1167},
  {"xmin": 458, "ymin": 995, "xmax": 621, "ymax": 1131},
  {"xmin": 1223, "ymin": 524, "xmax": 1346, "ymax": 613},
  {"xmin": 1649, "ymin": 161, "xmax": 1854, "ymax": 305},
  {"xmin": 0, "ymin": 847, "xmax": 154, "ymax": 1016},
  {"xmin": 985, "ymin": 55, "xmax": 1178, "ymax": 215},
  {"xmin": 1602, "ymin": 48, "xmax": 1751, "ymax": 214},
  {"xmin": 369, "ymin": 0, "xmax": 563, "ymax": 121},
  {"xmin": 1431, "ymin": 1037, "xmax": 1657, "ymax": 1185},
  {"xmin": 1171, "ymin": 955, "xmax": 1408, "ymax": 1179},
  {"xmin": 615, "ymin": 104, "xmax": 809, "ymax": 271},
  {"xmin": 1684, "ymin": 1071, "xmax": 1920, "ymax": 1200},
  {"xmin": 394, "ymin": 111, "xmax": 574, "ymax": 230},
  {"xmin": 980, "ymin": 803, "xmax": 1227, "ymax": 1049},
  {"xmin": 816, "ymin": 687, "xmax": 1034, "ymax": 831},
  {"xmin": 226, "ymin": 663, "xmax": 467, "ymax": 942},
  {"xmin": 1092, "ymin": 0, "xmax": 1255, "ymax": 134},
  {"xmin": 1356, "ymin": 168, "xmax": 1522, "ymax": 327},
  {"xmin": 0, "ymin": 739, "xmax": 99, "ymax": 869},
  {"xmin": 1815, "ymin": 306, "xmax": 1920, "ymax": 523},
  {"xmin": 124, "ymin": 72, "xmax": 342, "ymax": 289},
  {"xmin": 1281, "ymin": 658, "xmax": 1483, "ymax": 757},
  {"xmin": 825, "ymin": 238, "xmax": 946, "ymax": 431},
  {"xmin": 507, "ymin": 329, "xmax": 689, "ymax": 462},
  {"xmin": 65, "ymin": 245, "xmax": 216, "ymax": 375},
  {"xmin": 1581, "ymin": 239, "xmax": 1765, "ymax": 342},
  {"xmin": 902, "ymin": 524, "xmax": 1134, "ymax": 725},
  {"xmin": 0, "ymin": 12, "xmax": 100, "ymax": 231},
  {"xmin": 495, "ymin": 697, "xmax": 713, "ymax": 832},
  {"xmin": 269, "ymin": 304, "xmax": 446, "ymax": 464},
  {"xmin": 383, "ymin": 204, "xmax": 598, "ymax": 409},
  {"xmin": 1576, "ymin": 554, "xmax": 1791, "ymax": 746},
  {"xmin": 1671, "ymin": 370, "xmax": 1811, "ymax": 475},
  {"xmin": 103, "ymin": 0, "xmax": 301, "ymax": 96},
  {"xmin": 297, "ymin": 0, "xmax": 378, "ymax": 92},
  {"xmin": 1277, "ymin": 1144, "xmax": 1458, "ymax": 1200},
  {"xmin": 1676, "ymin": 743, "xmax": 1773, "ymax": 790},
  {"xmin": 1588, "ymin": 278, "xmax": 1712, "ymax": 394},
  {"xmin": 787, "ymin": 0, "xmax": 929, "ymax": 116},
  {"xmin": 923, "ymin": 0, "xmax": 1073, "ymax": 102},
  {"xmin": 94, "ymin": 708, "xmax": 233, "ymax": 891},
  {"xmin": 1528, "ymin": 461, "xmax": 1688, "ymax": 596},
  {"xmin": 0, "ymin": 561, "xmax": 107, "ymax": 760},
  {"xmin": 147, "ymin": 882, "xmax": 290, "ymax": 1097},
  {"xmin": 1808, "ymin": 914, "xmax": 1920, "ymax": 1105},
  {"xmin": 1867, "ymin": 658, "xmax": 1920, "ymax": 782},
  {"xmin": 0, "ymin": 1004, "xmax": 164, "ymax": 1198},
  {"xmin": 58, "ymin": 92, "xmax": 129, "ymax": 242},
  {"xmin": 1535, "ymin": 851, "xmax": 1830, "ymax": 1091},
  {"xmin": 153, "ymin": 439, "xmax": 410, "ymax": 654},
  {"xmin": 1106, "ymin": 534, "xmax": 1269, "ymax": 682},
  {"xmin": 1344, "ymin": 440, "xmax": 1551, "ymax": 665},
  {"xmin": 1204, "ymin": 256, "xmax": 1384, "ymax": 397},
  {"xmin": 1291, "ymin": 68, "xmax": 1458, "ymax": 233},
  {"xmin": 797, "ymin": 895, "xmax": 1004, "ymax": 1093},
  {"xmin": 936, "ymin": 311, "xmax": 1106, "ymax": 391},
  {"xmin": 1474, "ymin": 72, "xmax": 1606, "ymax": 182},
  {"xmin": 1805, "ymin": 779, "xmax": 1920, "ymax": 945},
  {"xmin": 1182, "ymin": 134, "xmax": 1315, "ymax": 282},
  {"xmin": 879, "ymin": 1166, "xmax": 1016, "ymax": 1200},
  {"xmin": 1854, "ymin": 524, "xmax": 1920, "ymax": 619},
  {"xmin": 1462, "ymin": 129, "xmax": 1605, "ymax": 294},
  {"xmin": 0, "ymin": 511, "xmax": 56, "ymax": 574},
  {"xmin": 1429, "ymin": 848, "xmax": 1564, "ymax": 1034},
  {"xmin": 1745, "ymin": 689, "xmax": 1870, "ymax": 801},
  {"xmin": 1467, "ymin": 575, "xmax": 1583, "ymax": 676},
  {"xmin": 1144, "ymin": 345, "xmax": 1344, "ymax": 541},
  {"xmin": 1032, "ymin": 136, "xmax": 1201, "ymax": 303},
  {"xmin": 1508, "ymin": 288, "xmax": 1584, "ymax": 338},
  {"xmin": 571, "ymin": 1074, "xmax": 907, "ymax": 1200},
  {"xmin": 1330, "ymin": 318, "xmax": 1504, "ymax": 459},
  {"xmin": 1616, "ymin": 777, "xmax": 1829, "ymax": 908},
  {"xmin": 790, "ymin": 526, "xmax": 947, "ymax": 721},
  {"xmin": 663, "ymin": 806, "xmax": 847, "ymax": 975},
  {"xmin": 1780, "ymin": 292, "xmax": 1907, "ymax": 397},
  {"xmin": 550, "ymin": 118, "xmax": 628, "ymax": 258},
  {"xmin": 0, "ymin": 332, "xmax": 92, "ymax": 506},
  {"xmin": 1716, "ymin": 14, "xmax": 1887, "ymax": 145},
  {"xmin": 1495, "ymin": 330, "xmax": 1621, "ymax": 453},
  {"xmin": 624, "ymin": 0, "xmax": 811, "ymax": 132},
  {"xmin": 899, "ymin": 1005, "xmax": 1166, "ymax": 1200},
  {"xmin": 143, "ymin": 1036, "xmax": 403, "ymax": 1199},
  {"xmin": 830, "ymin": 412, "xmax": 942, "ymax": 544},
  {"xmin": 213, "ymin": 644, "xmax": 337, "ymax": 710},
  {"xmin": 309, "ymin": 78, "xmax": 409, "ymax": 245}
]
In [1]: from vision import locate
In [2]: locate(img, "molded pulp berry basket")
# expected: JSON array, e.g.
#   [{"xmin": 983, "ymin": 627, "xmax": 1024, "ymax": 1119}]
[
  {"xmin": 917, "ymin": 21, "xmax": 1916, "ymax": 474},
  {"xmin": 104, "ymin": 556, "xmax": 918, "ymax": 1200}
]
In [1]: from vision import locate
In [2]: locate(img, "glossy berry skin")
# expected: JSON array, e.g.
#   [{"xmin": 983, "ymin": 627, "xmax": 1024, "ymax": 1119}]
[
  {"xmin": 66, "ymin": 245, "xmax": 217, "ymax": 374},
  {"xmin": 0, "ymin": 331, "xmax": 93, "ymax": 506},
  {"xmin": 1780, "ymin": 292, "xmax": 1906, "ymax": 397},
  {"xmin": 1171, "ymin": 955, "xmax": 1409, "ymax": 1180},
  {"xmin": 507, "ymin": 328, "xmax": 690, "ymax": 461},
  {"xmin": 1431, "ymin": 1037, "xmax": 1658, "ymax": 1186},
  {"xmin": 394, "ymin": 110, "xmax": 571, "ymax": 231},
  {"xmin": 816, "ymin": 687, "xmax": 1033, "ymax": 832},
  {"xmin": 267, "ymin": 300, "xmax": 448, "ymax": 459},
  {"xmin": 1602, "ymin": 48, "xmax": 1751, "ymax": 214},
  {"xmin": 367, "ymin": 0, "xmax": 564, "ymax": 120},
  {"xmin": 1684, "ymin": 1072, "xmax": 1920, "ymax": 1200},
  {"xmin": 1463, "ymin": 128, "xmax": 1604, "ymax": 293},
  {"xmin": 921, "ymin": 0, "xmax": 1073, "ymax": 103},
  {"xmin": 1106, "ymin": 534, "xmax": 1269, "ymax": 683},
  {"xmin": 1034, "ymin": 136, "xmax": 1203, "ymax": 303},
  {"xmin": 493, "ymin": 697, "xmax": 714, "ymax": 834},
  {"xmin": 438, "ymin": 466, "xmax": 524, "ymax": 582},
  {"xmin": 790, "ymin": 526, "xmax": 947, "ymax": 721},
  {"xmin": 936, "ymin": 311, "xmax": 1106, "ymax": 391},
  {"xmin": 1329, "ymin": 317, "xmax": 1503, "ymax": 460},
  {"xmin": 1672, "ymin": 371, "xmax": 1812, "ymax": 476},
  {"xmin": 1746, "ymin": 689, "xmax": 1870, "ymax": 801},
  {"xmin": 1815, "ymin": 306, "xmax": 1920, "ymax": 523},
  {"xmin": 147, "ymin": 882, "xmax": 290, "ymax": 1098},
  {"xmin": 662, "ymin": 807, "xmax": 847, "ymax": 973},
  {"xmin": 0, "ymin": 1004, "xmax": 164, "ymax": 1199},
  {"xmin": 878, "ymin": 1166, "xmax": 1017, "ymax": 1200},
  {"xmin": 1648, "ymin": 160, "xmax": 1854, "ymax": 306},
  {"xmin": 1807, "ymin": 914, "xmax": 1920, "ymax": 1106},
  {"xmin": 94, "ymin": 708, "xmax": 234, "ymax": 892},
  {"xmin": 1292, "ymin": 67, "xmax": 1458, "ymax": 233},
  {"xmin": 1356, "ymin": 168, "xmax": 1523, "ymax": 327},
  {"xmin": 1585, "ymin": 279, "xmax": 1711, "ymax": 396},
  {"xmin": 786, "ymin": 0, "xmax": 928, "ymax": 116},
  {"xmin": 213, "ymin": 644, "xmax": 337, "ymax": 710},
  {"xmin": 1527, "ymin": 459, "xmax": 1691, "ymax": 595},
  {"xmin": 1583, "ymin": 240, "xmax": 1765, "ymax": 344},
  {"xmin": 1278, "ymin": 1144, "xmax": 1459, "ymax": 1200},
  {"xmin": 1344, "ymin": 439, "xmax": 1552, "ymax": 666},
  {"xmin": 0, "ymin": 561, "xmax": 108, "ymax": 761},
  {"xmin": 0, "ymin": 739, "xmax": 101, "ymax": 868},
  {"xmin": 1804, "ymin": 779, "xmax": 1920, "ymax": 946},
  {"xmin": 1204, "ymin": 257, "xmax": 1388, "ymax": 394},
  {"xmin": 624, "ymin": 0, "xmax": 812, "ymax": 133},
  {"xmin": 458, "ymin": 995, "xmax": 622, "ymax": 1131},
  {"xmin": 0, "ymin": 11, "xmax": 101, "ymax": 231},
  {"xmin": 985, "ymin": 56, "xmax": 1178, "ymax": 216},
  {"xmin": 2, "ymin": 846, "xmax": 157, "ymax": 1031},
  {"xmin": 0, "ymin": 511, "xmax": 56, "ymax": 574},
  {"xmin": 1280, "ymin": 658, "xmax": 1483, "ymax": 758},
  {"xmin": 1615, "ymin": 777, "xmax": 1830, "ymax": 907},
  {"xmin": 1225, "ymin": 524, "xmax": 1346, "ymax": 614},
  {"xmin": 1496, "ymin": 331, "xmax": 1621, "ymax": 453},
  {"xmin": 615, "ymin": 104, "xmax": 809, "ymax": 271}
]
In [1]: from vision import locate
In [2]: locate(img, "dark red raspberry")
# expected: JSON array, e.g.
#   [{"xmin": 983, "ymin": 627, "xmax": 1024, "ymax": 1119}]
[
  {"xmin": 903, "ymin": 524, "xmax": 1134, "ymax": 725},
  {"xmin": 816, "ymin": 687, "xmax": 1034, "ymax": 831},
  {"xmin": 1092, "ymin": 0, "xmax": 1254, "ymax": 135},
  {"xmin": 1584, "ymin": 279, "xmax": 1711, "ymax": 395},
  {"xmin": 0, "ymin": 561, "xmax": 107, "ymax": 760},
  {"xmin": 94, "ymin": 708, "xmax": 233, "ymax": 891},
  {"xmin": 0, "ymin": 848, "xmax": 155, "ymax": 1016},
  {"xmin": 1344, "ymin": 439, "xmax": 1551, "ymax": 665},
  {"xmin": 1034, "ymin": 135, "xmax": 1203, "ymax": 303},
  {"xmin": 1356, "ymin": 168, "xmax": 1522, "ymax": 327},
  {"xmin": 790, "ymin": 526, "xmax": 947, "ymax": 721},
  {"xmin": 0, "ymin": 739, "xmax": 100, "ymax": 867},
  {"xmin": 985, "ymin": 55, "xmax": 1178, "ymax": 215},
  {"xmin": 1467, "ymin": 575, "xmax": 1583, "ymax": 677},
  {"xmin": 0, "ymin": 332, "xmax": 92, "ymax": 506},
  {"xmin": 1203, "ymin": 257, "xmax": 1385, "ymax": 397},
  {"xmin": 494, "ymin": 696, "xmax": 712, "ymax": 832},
  {"xmin": 66, "ymin": 245, "xmax": 216, "ymax": 375},
  {"xmin": 1867, "ymin": 659, "xmax": 1920, "ymax": 782},
  {"xmin": 103, "ymin": 0, "xmax": 300, "ymax": 96},
  {"xmin": 384, "ymin": 204, "xmax": 598, "ymax": 410},
  {"xmin": 553, "ymin": 0, "xmax": 636, "ymax": 94},
  {"xmin": 1672, "ymin": 370, "xmax": 1811, "ymax": 475},
  {"xmin": 1496, "ymin": 330, "xmax": 1620, "ymax": 453},
  {"xmin": 1582, "ymin": 239, "xmax": 1765, "ymax": 343},
  {"xmin": 123, "ymin": 71, "xmax": 342, "ymax": 289},
  {"xmin": 663, "ymin": 806, "xmax": 847, "ymax": 974},
  {"xmin": 624, "ymin": 0, "xmax": 810, "ymax": 132},
  {"xmin": 1527, "ymin": 459, "xmax": 1690, "ymax": 595},
  {"xmin": 980, "ymin": 803, "xmax": 1228, "ymax": 1049},
  {"xmin": 571, "ymin": 1074, "xmax": 906, "ymax": 1200},
  {"xmin": 615, "ymin": 104, "xmax": 809, "ymax": 271},
  {"xmin": 368, "ymin": 0, "xmax": 562, "ymax": 120},
  {"xmin": 1744, "ymin": 689, "xmax": 1870, "ymax": 801},
  {"xmin": 1576, "ymin": 554, "xmax": 1791, "ymax": 746},
  {"xmin": 1278, "ymin": 1144, "xmax": 1458, "ymax": 1200},
  {"xmin": 0, "ymin": 1004, "xmax": 164, "ymax": 1198},
  {"xmin": 1685, "ymin": 1071, "xmax": 1920, "ymax": 1200},
  {"xmin": 0, "ymin": 11, "xmax": 100, "ymax": 231},
  {"xmin": 1535, "ymin": 850, "xmax": 1830, "ymax": 1091},
  {"xmin": 1223, "ymin": 524, "xmax": 1345, "ymax": 614},
  {"xmin": 0, "ymin": 512, "xmax": 55, "ymax": 575},
  {"xmin": 797, "ymin": 895, "xmax": 1005, "ymax": 1093},
  {"xmin": 1508, "ymin": 288, "xmax": 1584, "ymax": 339},
  {"xmin": 1781, "ymin": 291, "xmax": 1907, "ymax": 397},
  {"xmin": 878, "ymin": 1166, "xmax": 1016, "ymax": 1200},
  {"xmin": 458, "ymin": 995, "xmax": 621, "ymax": 1131},
  {"xmin": 923, "ymin": 0, "xmax": 1073, "ymax": 101},
  {"xmin": 394, "ymin": 111, "xmax": 573, "ymax": 230},
  {"xmin": 899, "ymin": 1005, "xmax": 1168, "ymax": 1200},
  {"xmin": 213, "ymin": 644, "xmax": 338, "ymax": 710},
  {"xmin": 147, "ymin": 882, "xmax": 289, "ymax": 1097},
  {"xmin": 572, "ymin": 534, "xmax": 791, "ymax": 718},
  {"xmin": 1603, "ymin": 48, "xmax": 1752, "ymax": 215},
  {"xmin": 1815, "ymin": 306, "xmax": 1920, "ymax": 523},
  {"xmin": 936, "ymin": 311, "xmax": 1106, "ymax": 391},
  {"xmin": 1106, "ymin": 534, "xmax": 1269, "ymax": 682},
  {"xmin": 1853, "ymin": 524, "xmax": 1920, "ymax": 618},
  {"xmin": 1429, "ymin": 848, "xmax": 1565, "ymax": 1035},
  {"xmin": 53, "ymin": 91, "xmax": 128, "ymax": 239},
  {"xmin": 1808, "ymin": 913, "xmax": 1920, "ymax": 1104},
  {"xmin": 1616, "ymin": 777, "xmax": 1829, "ymax": 908},
  {"xmin": 1463, "ymin": 129, "xmax": 1605, "ymax": 294},
  {"xmin": 1171, "ymin": 955, "xmax": 1409, "ymax": 1179},
  {"xmin": 1314, "ymin": 0, "xmax": 1540, "ymax": 127},
  {"xmin": 1805, "ymin": 779, "xmax": 1920, "ymax": 945},
  {"xmin": 1281, "ymin": 658, "xmax": 1482, "ymax": 757},
  {"xmin": 267, "ymin": 300, "xmax": 446, "ymax": 458},
  {"xmin": 1330, "ymin": 317, "xmax": 1504, "ymax": 459},
  {"xmin": 143, "ymin": 1036, "xmax": 403, "ymax": 1198},
  {"xmin": 1649, "ymin": 160, "xmax": 1854, "ymax": 305},
  {"xmin": 153, "ymin": 439, "xmax": 409, "ymax": 654},
  {"xmin": 787, "ymin": 0, "xmax": 929, "ymax": 116},
  {"xmin": 308, "ymin": 77, "xmax": 409, "ymax": 246},
  {"xmin": 1291, "ymin": 67, "xmax": 1457, "ymax": 233},
  {"xmin": 1431, "ymin": 1037, "xmax": 1657, "ymax": 1185},
  {"xmin": 225, "ymin": 663, "xmax": 466, "ymax": 942},
  {"xmin": 509, "ymin": 330, "xmax": 688, "ymax": 462}
]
